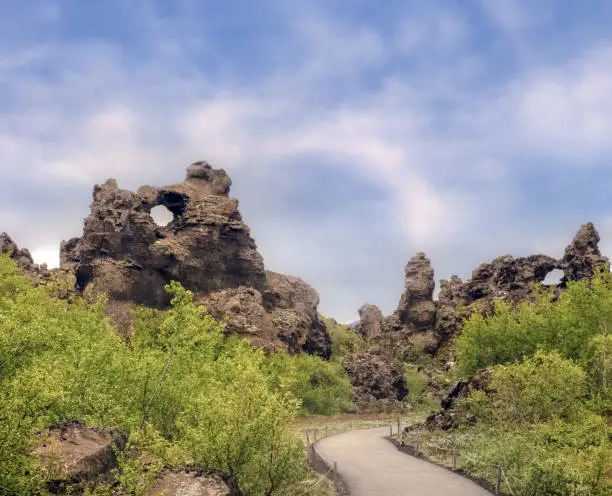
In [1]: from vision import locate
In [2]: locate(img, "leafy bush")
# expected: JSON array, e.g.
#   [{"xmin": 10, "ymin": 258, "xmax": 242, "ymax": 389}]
[
  {"xmin": 450, "ymin": 276, "xmax": 612, "ymax": 495},
  {"xmin": 402, "ymin": 365, "xmax": 428, "ymax": 406},
  {"xmin": 323, "ymin": 317, "xmax": 365, "ymax": 360},
  {"xmin": 262, "ymin": 351, "xmax": 355, "ymax": 415},
  {"xmin": 457, "ymin": 426, "xmax": 610, "ymax": 496},
  {"xmin": 457, "ymin": 268, "xmax": 612, "ymax": 381},
  {"xmin": 487, "ymin": 351, "xmax": 586, "ymax": 423},
  {"xmin": 0, "ymin": 255, "xmax": 309, "ymax": 495}
]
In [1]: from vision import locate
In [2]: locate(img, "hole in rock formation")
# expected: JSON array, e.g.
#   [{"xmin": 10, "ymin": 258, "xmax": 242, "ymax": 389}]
[
  {"xmin": 158, "ymin": 191, "xmax": 187, "ymax": 217},
  {"xmin": 150, "ymin": 205, "xmax": 174, "ymax": 227},
  {"xmin": 542, "ymin": 268, "xmax": 564, "ymax": 286}
]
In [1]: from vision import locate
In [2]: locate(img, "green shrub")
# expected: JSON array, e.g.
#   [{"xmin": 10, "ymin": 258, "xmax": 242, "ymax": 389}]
[
  {"xmin": 403, "ymin": 365, "xmax": 428, "ymax": 406},
  {"xmin": 323, "ymin": 317, "xmax": 365, "ymax": 360},
  {"xmin": 487, "ymin": 351, "xmax": 586, "ymax": 423},
  {"xmin": 0, "ymin": 256, "xmax": 310, "ymax": 495},
  {"xmin": 458, "ymin": 353, "xmax": 611, "ymax": 495},
  {"xmin": 262, "ymin": 351, "xmax": 355, "ymax": 415},
  {"xmin": 457, "ymin": 269, "xmax": 612, "ymax": 377}
]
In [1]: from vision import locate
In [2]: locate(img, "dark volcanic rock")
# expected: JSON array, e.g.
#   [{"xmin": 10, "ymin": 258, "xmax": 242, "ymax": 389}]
[
  {"xmin": 343, "ymin": 352, "xmax": 408, "ymax": 407},
  {"xmin": 435, "ymin": 224, "xmax": 609, "ymax": 344},
  {"xmin": 34, "ymin": 420, "xmax": 127, "ymax": 493},
  {"xmin": 349, "ymin": 223, "xmax": 609, "ymax": 406},
  {"xmin": 63, "ymin": 163, "xmax": 266, "ymax": 307},
  {"xmin": 436, "ymin": 254, "xmax": 559, "ymax": 343},
  {"xmin": 395, "ymin": 253, "xmax": 437, "ymax": 331},
  {"xmin": 356, "ymin": 303, "xmax": 384, "ymax": 338},
  {"xmin": 0, "ymin": 232, "xmax": 50, "ymax": 279},
  {"xmin": 561, "ymin": 222, "xmax": 609, "ymax": 283},
  {"xmin": 426, "ymin": 369, "xmax": 492, "ymax": 430},
  {"xmin": 61, "ymin": 162, "xmax": 330, "ymax": 357},
  {"xmin": 198, "ymin": 271, "xmax": 331, "ymax": 358}
]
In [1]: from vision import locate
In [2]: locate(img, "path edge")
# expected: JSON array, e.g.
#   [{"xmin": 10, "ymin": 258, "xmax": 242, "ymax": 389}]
[
  {"xmin": 387, "ymin": 436, "xmax": 501, "ymax": 495},
  {"xmin": 310, "ymin": 441, "xmax": 351, "ymax": 496}
]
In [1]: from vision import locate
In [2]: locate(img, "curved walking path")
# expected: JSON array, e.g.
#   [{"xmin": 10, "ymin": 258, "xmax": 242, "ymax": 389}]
[{"xmin": 315, "ymin": 427, "xmax": 492, "ymax": 496}]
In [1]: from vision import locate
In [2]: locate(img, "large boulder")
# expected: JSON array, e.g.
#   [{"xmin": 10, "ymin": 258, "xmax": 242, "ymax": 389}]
[
  {"xmin": 355, "ymin": 304, "xmax": 384, "ymax": 338},
  {"xmin": 148, "ymin": 471, "xmax": 230, "ymax": 496},
  {"xmin": 34, "ymin": 420, "xmax": 127, "ymax": 493},
  {"xmin": 62, "ymin": 163, "xmax": 266, "ymax": 306},
  {"xmin": 394, "ymin": 253, "xmax": 437, "ymax": 331},
  {"xmin": 198, "ymin": 271, "xmax": 331, "ymax": 357},
  {"xmin": 343, "ymin": 352, "xmax": 408, "ymax": 408}
]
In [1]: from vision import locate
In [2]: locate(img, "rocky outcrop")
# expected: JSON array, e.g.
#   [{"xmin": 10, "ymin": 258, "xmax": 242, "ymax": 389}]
[
  {"xmin": 34, "ymin": 420, "xmax": 127, "ymax": 493},
  {"xmin": 148, "ymin": 471, "xmax": 230, "ymax": 496},
  {"xmin": 60, "ymin": 162, "xmax": 330, "ymax": 357},
  {"xmin": 343, "ymin": 352, "xmax": 408, "ymax": 408},
  {"xmin": 198, "ymin": 271, "xmax": 331, "ymax": 357},
  {"xmin": 391, "ymin": 253, "xmax": 437, "ymax": 331},
  {"xmin": 435, "ymin": 253, "xmax": 560, "ymax": 344},
  {"xmin": 355, "ymin": 304, "xmax": 383, "ymax": 338},
  {"xmin": 0, "ymin": 232, "xmax": 50, "ymax": 280},
  {"xmin": 62, "ymin": 162, "xmax": 266, "ymax": 307},
  {"xmin": 362, "ymin": 223, "xmax": 609, "ymax": 356},
  {"xmin": 561, "ymin": 222, "xmax": 609, "ymax": 283},
  {"xmin": 426, "ymin": 369, "xmax": 492, "ymax": 430}
]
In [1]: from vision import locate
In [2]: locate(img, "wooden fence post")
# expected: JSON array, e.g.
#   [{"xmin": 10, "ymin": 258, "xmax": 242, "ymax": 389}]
[
  {"xmin": 325, "ymin": 424, "xmax": 328, "ymax": 438},
  {"xmin": 452, "ymin": 447, "xmax": 458, "ymax": 469},
  {"xmin": 496, "ymin": 463, "xmax": 503, "ymax": 494},
  {"xmin": 397, "ymin": 419, "xmax": 400, "ymax": 436},
  {"xmin": 389, "ymin": 424, "xmax": 393, "ymax": 437},
  {"xmin": 415, "ymin": 441, "xmax": 420, "ymax": 457},
  {"xmin": 333, "ymin": 462, "xmax": 338, "ymax": 484}
]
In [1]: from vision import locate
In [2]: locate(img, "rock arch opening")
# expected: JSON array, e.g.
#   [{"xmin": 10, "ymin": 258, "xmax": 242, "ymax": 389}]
[
  {"xmin": 543, "ymin": 268, "xmax": 564, "ymax": 286},
  {"xmin": 150, "ymin": 205, "xmax": 174, "ymax": 227}
]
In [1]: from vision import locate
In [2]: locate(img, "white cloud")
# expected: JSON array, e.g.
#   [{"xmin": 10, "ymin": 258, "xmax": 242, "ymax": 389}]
[
  {"xmin": 30, "ymin": 244, "xmax": 60, "ymax": 269},
  {"xmin": 449, "ymin": 45, "xmax": 612, "ymax": 164},
  {"xmin": 4, "ymin": 0, "xmax": 612, "ymax": 320}
]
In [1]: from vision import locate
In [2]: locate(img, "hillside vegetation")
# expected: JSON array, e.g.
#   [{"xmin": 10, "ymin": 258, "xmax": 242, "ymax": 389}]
[
  {"xmin": 406, "ymin": 269, "xmax": 612, "ymax": 496},
  {"xmin": 0, "ymin": 255, "xmax": 354, "ymax": 495}
]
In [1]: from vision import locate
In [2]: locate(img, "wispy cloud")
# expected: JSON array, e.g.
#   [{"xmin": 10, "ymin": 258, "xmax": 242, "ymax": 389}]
[{"xmin": 2, "ymin": 0, "xmax": 612, "ymax": 320}]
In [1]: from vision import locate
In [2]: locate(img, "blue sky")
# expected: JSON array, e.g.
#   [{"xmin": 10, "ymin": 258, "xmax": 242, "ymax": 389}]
[{"xmin": 3, "ymin": 0, "xmax": 612, "ymax": 321}]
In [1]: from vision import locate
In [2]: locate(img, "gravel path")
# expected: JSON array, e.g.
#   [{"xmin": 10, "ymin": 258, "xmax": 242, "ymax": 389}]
[{"xmin": 315, "ymin": 427, "xmax": 492, "ymax": 496}]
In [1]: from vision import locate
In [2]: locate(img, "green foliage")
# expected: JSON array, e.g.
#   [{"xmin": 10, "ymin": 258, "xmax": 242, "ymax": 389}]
[
  {"xmin": 115, "ymin": 426, "xmax": 181, "ymax": 496},
  {"xmin": 323, "ymin": 317, "xmax": 365, "ymax": 360},
  {"xmin": 0, "ymin": 256, "xmax": 311, "ymax": 495},
  {"xmin": 402, "ymin": 365, "xmax": 428, "ymax": 406},
  {"xmin": 455, "ymin": 353, "xmax": 612, "ymax": 494},
  {"xmin": 450, "ymin": 272, "xmax": 612, "ymax": 494},
  {"xmin": 487, "ymin": 351, "xmax": 586, "ymax": 423},
  {"xmin": 457, "ymin": 269, "xmax": 612, "ymax": 377},
  {"xmin": 262, "ymin": 351, "xmax": 355, "ymax": 415},
  {"xmin": 178, "ymin": 346, "xmax": 307, "ymax": 494},
  {"xmin": 588, "ymin": 334, "xmax": 612, "ymax": 410},
  {"xmin": 456, "ymin": 425, "xmax": 610, "ymax": 496}
]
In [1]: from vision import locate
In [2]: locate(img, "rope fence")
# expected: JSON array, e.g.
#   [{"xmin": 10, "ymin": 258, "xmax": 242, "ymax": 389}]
[
  {"xmin": 301, "ymin": 418, "xmax": 516, "ymax": 495},
  {"xmin": 388, "ymin": 420, "xmax": 516, "ymax": 495},
  {"xmin": 302, "ymin": 428, "xmax": 342, "ymax": 495}
]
